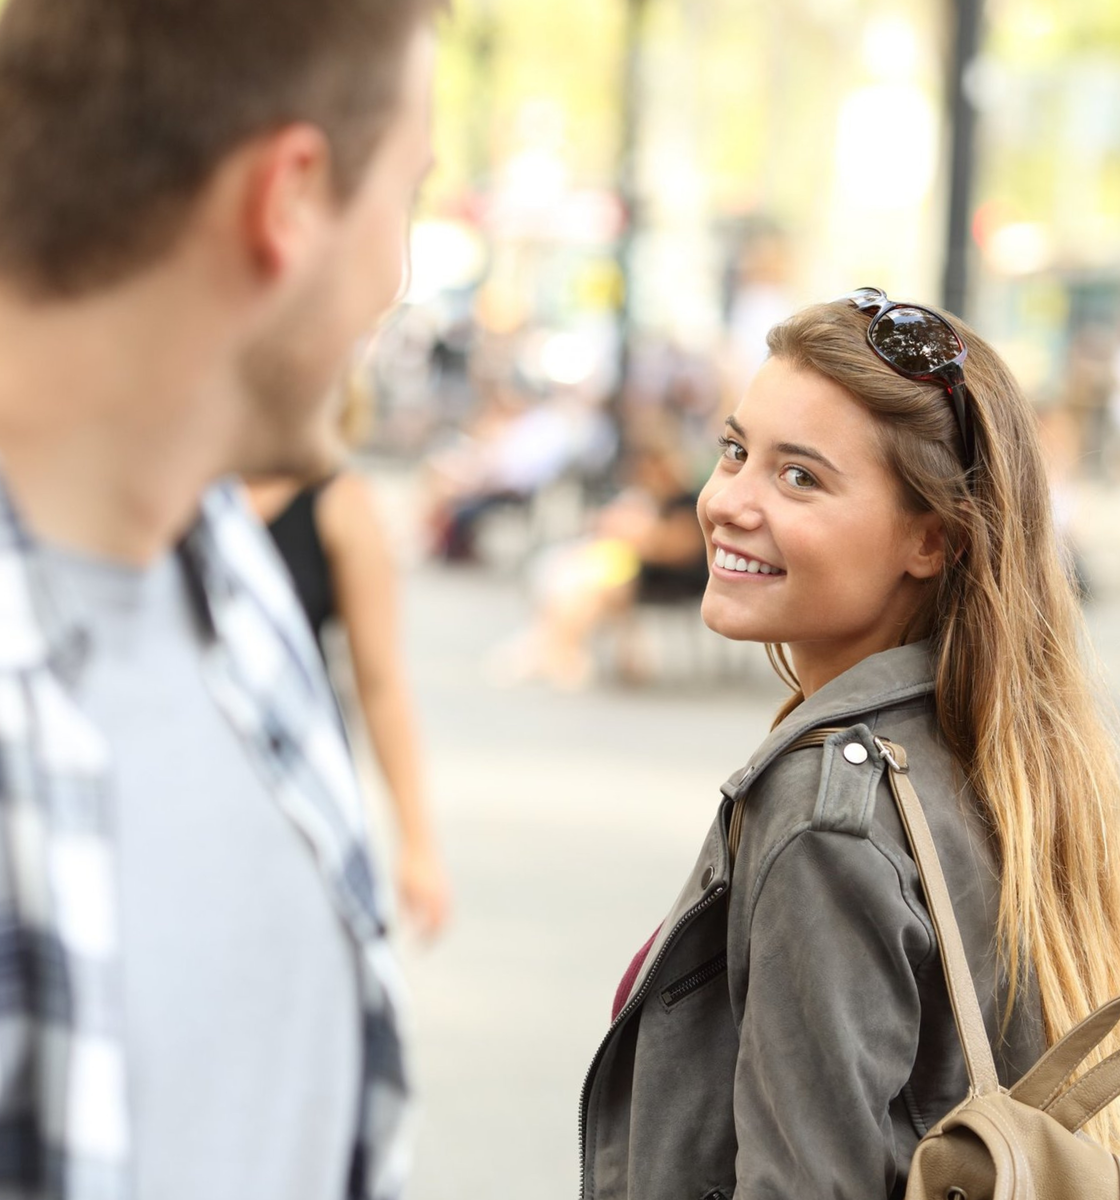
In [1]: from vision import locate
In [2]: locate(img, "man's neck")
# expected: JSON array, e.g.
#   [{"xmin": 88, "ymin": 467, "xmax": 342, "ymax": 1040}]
[{"xmin": 0, "ymin": 274, "xmax": 245, "ymax": 565}]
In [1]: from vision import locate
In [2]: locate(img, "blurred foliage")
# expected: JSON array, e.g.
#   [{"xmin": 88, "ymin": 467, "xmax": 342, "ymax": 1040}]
[
  {"xmin": 425, "ymin": 0, "xmax": 908, "ymax": 223},
  {"xmin": 989, "ymin": 0, "xmax": 1120, "ymax": 59},
  {"xmin": 429, "ymin": 0, "xmax": 626, "ymax": 202},
  {"xmin": 424, "ymin": 0, "xmax": 1119, "ymax": 282},
  {"xmin": 641, "ymin": 0, "xmax": 873, "ymax": 217},
  {"xmin": 978, "ymin": 0, "xmax": 1120, "ymax": 262}
]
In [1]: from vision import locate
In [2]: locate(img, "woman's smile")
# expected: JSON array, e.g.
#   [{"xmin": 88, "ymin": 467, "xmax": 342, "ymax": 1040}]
[{"xmin": 711, "ymin": 544, "xmax": 786, "ymax": 577}]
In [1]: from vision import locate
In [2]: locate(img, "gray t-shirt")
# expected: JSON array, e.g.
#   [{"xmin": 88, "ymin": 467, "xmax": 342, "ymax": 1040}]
[{"xmin": 36, "ymin": 542, "xmax": 362, "ymax": 1200}]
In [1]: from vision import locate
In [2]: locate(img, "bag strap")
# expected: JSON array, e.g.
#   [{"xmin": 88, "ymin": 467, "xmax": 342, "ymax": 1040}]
[
  {"xmin": 730, "ymin": 726, "xmax": 1001, "ymax": 1096},
  {"xmin": 874, "ymin": 736, "xmax": 1001, "ymax": 1096},
  {"xmin": 1045, "ymin": 1045, "xmax": 1120, "ymax": 1132},
  {"xmin": 1012, "ymin": 995, "xmax": 1120, "ymax": 1107}
]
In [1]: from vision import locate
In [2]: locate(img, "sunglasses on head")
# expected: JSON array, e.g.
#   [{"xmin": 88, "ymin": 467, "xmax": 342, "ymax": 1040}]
[{"xmin": 838, "ymin": 286, "xmax": 974, "ymax": 463}]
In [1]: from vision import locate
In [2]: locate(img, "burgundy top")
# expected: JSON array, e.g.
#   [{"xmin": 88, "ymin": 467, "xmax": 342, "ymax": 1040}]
[{"xmin": 611, "ymin": 926, "xmax": 661, "ymax": 1022}]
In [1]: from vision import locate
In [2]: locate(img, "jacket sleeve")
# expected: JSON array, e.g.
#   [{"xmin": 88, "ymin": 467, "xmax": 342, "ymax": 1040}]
[{"xmin": 733, "ymin": 828, "xmax": 934, "ymax": 1199}]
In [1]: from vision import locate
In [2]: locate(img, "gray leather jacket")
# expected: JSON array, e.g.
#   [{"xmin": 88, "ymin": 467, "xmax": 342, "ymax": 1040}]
[{"xmin": 579, "ymin": 642, "xmax": 1045, "ymax": 1200}]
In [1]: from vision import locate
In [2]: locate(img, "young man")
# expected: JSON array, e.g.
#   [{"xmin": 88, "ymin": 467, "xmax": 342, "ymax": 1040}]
[{"xmin": 0, "ymin": 2, "xmax": 439, "ymax": 1197}]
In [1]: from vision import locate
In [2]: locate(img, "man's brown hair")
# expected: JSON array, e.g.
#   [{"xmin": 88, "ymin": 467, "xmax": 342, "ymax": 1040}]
[{"xmin": 0, "ymin": 0, "xmax": 439, "ymax": 298}]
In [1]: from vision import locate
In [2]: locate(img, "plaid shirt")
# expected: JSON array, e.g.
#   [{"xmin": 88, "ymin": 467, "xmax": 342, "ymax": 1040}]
[{"xmin": 0, "ymin": 475, "xmax": 411, "ymax": 1200}]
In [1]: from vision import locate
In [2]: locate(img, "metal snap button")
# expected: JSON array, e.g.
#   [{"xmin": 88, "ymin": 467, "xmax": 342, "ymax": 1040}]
[
  {"xmin": 701, "ymin": 866, "xmax": 714, "ymax": 888},
  {"xmin": 843, "ymin": 742, "xmax": 869, "ymax": 765}
]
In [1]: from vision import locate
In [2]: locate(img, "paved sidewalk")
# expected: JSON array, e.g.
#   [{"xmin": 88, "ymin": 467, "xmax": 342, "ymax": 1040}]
[{"xmin": 348, "ymin": 558, "xmax": 780, "ymax": 1200}]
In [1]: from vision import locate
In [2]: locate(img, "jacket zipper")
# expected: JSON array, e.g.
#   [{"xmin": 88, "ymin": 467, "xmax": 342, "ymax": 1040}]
[
  {"xmin": 659, "ymin": 950, "xmax": 728, "ymax": 1007},
  {"xmin": 577, "ymin": 882, "xmax": 727, "ymax": 1200}
]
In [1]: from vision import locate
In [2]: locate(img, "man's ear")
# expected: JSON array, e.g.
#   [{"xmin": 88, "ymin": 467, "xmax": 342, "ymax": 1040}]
[
  {"xmin": 905, "ymin": 512, "xmax": 947, "ymax": 581},
  {"xmin": 240, "ymin": 124, "xmax": 335, "ymax": 280}
]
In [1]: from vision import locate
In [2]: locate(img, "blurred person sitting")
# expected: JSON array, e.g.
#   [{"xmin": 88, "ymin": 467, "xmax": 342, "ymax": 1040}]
[
  {"xmin": 0, "ymin": 1, "xmax": 440, "ymax": 1197},
  {"xmin": 490, "ymin": 434, "xmax": 708, "ymax": 689},
  {"xmin": 423, "ymin": 378, "xmax": 576, "ymax": 561},
  {"xmin": 245, "ymin": 387, "xmax": 451, "ymax": 938}
]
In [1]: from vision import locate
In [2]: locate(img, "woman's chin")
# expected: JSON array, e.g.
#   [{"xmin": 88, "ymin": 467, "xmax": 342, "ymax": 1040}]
[{"xmin": 700, "ymin": 591, "xmax": 768, "ymax": 643}]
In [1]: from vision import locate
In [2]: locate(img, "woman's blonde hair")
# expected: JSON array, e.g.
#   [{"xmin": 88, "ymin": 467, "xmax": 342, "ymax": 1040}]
[{"xmin": 767, "ymin": 300, "xmax": 1120, "ymax": 1144}]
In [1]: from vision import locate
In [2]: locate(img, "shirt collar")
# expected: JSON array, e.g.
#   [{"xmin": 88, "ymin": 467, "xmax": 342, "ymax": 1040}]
[{"xmin": 0, "ymin": 463, "xmax": 218, "ymax": 672}]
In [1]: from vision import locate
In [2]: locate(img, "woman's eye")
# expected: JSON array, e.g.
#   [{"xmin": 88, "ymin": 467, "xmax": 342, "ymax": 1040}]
[
  {"xmin": 780, "ymin": 464, "xmax": 817, "ymax": 490},
  {"xmin": 717, "ymin": 435, "xmax": 746, "ymax": 465}
]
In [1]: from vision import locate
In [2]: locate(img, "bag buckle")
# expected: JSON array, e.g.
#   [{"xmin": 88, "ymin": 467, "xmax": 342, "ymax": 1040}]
[{"xmin": 874, "ymin": 736, "xmax": 908, "ymax": 774}]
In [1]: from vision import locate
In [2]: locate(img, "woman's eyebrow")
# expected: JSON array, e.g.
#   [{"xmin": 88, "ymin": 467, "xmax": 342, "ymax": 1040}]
[
  {"xmin": 724, "ymin": 416, "xmax": 843, "ymax": 476},
  {"xmin": 774, "ymin": 442, "xmax": 843, "ymax": 475}
]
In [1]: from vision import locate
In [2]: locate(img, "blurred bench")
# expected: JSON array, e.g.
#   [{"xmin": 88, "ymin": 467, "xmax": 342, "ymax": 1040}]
[{"xmin": 603, "ymin": 595, "xmax": 765, "ymax": 687}]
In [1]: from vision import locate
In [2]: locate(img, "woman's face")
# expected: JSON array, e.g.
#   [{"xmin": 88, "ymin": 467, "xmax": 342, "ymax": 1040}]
[{"xmin": 697, "ymin": 356, "xmax": 943, "ymax": 696}]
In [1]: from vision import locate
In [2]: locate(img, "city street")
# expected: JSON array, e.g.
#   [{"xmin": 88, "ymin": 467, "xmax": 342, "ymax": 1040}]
[{"xmin": 357, "ymin": 466, "xmax": 1120, "ymax": 1200}]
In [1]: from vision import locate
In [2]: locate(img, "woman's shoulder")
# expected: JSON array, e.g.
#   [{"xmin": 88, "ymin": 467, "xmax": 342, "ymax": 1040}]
[
  {"xmin": 732, "ymin": 693, "xmax": 974, "ymax": 907},
  {"xmin": 744, "ymin": 689, "xmax": 943, "ymax": 815},
  {"xmin": 315, "ymin": 470, "xmax": 388, "ymax": 553}
]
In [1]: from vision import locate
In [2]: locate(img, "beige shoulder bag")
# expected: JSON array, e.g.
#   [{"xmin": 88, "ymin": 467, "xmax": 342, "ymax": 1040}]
[{"xmin": 730, "ymin": 728, "xmax": 1120, "ymax": 1199}]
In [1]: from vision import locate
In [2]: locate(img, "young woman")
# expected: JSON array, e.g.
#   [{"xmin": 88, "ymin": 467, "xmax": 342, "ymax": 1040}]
[{"xmin": 578, "ymin": 290, "xmax": 1120, "ymax": 1199}]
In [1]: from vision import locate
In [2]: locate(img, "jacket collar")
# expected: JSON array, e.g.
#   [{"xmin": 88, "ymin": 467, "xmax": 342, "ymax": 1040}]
[{"xmin": 721, "ymin": 640, "xmax": 935, "ymax": 801}]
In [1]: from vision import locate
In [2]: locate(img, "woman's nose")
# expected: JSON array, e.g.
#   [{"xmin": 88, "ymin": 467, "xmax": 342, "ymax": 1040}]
[{"xmin": 703, "ymin": 467, "xmax": 764, "ymax": 531}]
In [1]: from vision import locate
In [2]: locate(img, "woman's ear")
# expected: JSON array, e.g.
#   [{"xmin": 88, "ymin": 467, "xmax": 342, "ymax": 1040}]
[{"xmin": 905, "ymin": 512, "xmax": 947, "ymax": 581}]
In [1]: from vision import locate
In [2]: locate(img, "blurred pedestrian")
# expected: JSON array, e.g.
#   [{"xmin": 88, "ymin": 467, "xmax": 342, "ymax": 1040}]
[
  {"xmin": 723, "ymin": 219, "xmax": 795, "ymax": 393},
  {"xmin": 245, "ymin": 395, "xmax": 451, "ymax": 938},
  {"xmin": 1065, "ymin": 323, "xmax": 1117, "ymax": 482},
  {"xmin": 580, "ymin": 291, "xmax": 1120, "ymax": 1197},
  {"xmin": 0, "ymin": 1, "xmax": 440, "ymax": 1198}
]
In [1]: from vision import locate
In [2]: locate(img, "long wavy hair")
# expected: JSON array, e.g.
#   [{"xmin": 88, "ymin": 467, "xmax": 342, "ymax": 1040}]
[{"xmin": 767, "ymin": 300, "xmax": 1120, "ymax": 1145}]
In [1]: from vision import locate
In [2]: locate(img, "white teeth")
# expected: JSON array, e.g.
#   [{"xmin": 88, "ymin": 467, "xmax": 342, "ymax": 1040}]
[{"xmin": 716, "ymin": 548, "xmax": 783, "ymax": 576}]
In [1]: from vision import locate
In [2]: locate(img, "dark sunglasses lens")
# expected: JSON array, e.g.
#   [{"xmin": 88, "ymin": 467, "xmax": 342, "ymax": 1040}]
[{"xmin": 869, "ymin": 307, "xmax": 963, "ymax": 373}]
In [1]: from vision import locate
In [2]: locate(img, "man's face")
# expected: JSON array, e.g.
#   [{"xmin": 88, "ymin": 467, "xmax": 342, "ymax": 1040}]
[{"xmin": 236, "ymin": 26, "xmax": 436, "ymax": 476}]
